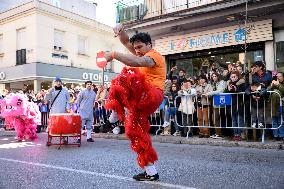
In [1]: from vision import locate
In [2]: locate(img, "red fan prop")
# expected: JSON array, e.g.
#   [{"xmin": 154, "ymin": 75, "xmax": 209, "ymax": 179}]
[{"xmin": 96, "ymin": 51, "xmax": 108, "ymax": 68}]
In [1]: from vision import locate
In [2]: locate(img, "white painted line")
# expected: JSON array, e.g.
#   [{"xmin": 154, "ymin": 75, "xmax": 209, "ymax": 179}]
[{"xmin": 0, "ymin": 157, "xmax": 196, "ymax": 189}]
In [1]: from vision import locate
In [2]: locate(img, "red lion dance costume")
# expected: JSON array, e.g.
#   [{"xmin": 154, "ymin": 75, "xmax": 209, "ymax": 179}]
[
  {"xmin": 105, "ymin": 67, "xmax": 163, "ymax": 168},
  {"xmin": 0, "ymin": 93, "xmax": 40, "ymax": 141}
]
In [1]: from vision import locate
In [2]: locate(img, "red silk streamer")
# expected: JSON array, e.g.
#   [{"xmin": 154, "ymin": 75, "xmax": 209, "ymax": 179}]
[{"xmin": 105, "ymin": 67, "xmax": 163, "ymax": 168}]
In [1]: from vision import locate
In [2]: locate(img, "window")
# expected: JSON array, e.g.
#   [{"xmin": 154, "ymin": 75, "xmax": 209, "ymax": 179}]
[
  {"xmin": 54, "ymin": 29, "xmax": 64, "ymax": 50},
  {"xmin": 51, "ymin": 0, "xmax": 61, "ymax": 8},
  {"xmin": 17, "ymin": 28, "xmax": 26, "ymax": 50},
  {"xmin": 78, "ymin": 36, "xmax": 87, "ymax": 54},
  {"xmin": 276, "ymin": 41, "xmax": 284, "ymax": 71},
  {"xmin": 0, "ymin": 34, "xmax": 3, "ymax": 53}
]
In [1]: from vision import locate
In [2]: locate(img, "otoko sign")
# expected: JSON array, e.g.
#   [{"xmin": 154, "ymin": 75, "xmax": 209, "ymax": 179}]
[{"xmin": 82, "ymin": 72, "xmax": 108, "ymax": 82}]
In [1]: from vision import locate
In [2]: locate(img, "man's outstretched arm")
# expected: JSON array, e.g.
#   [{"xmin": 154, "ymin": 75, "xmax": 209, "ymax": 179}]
[
  {"xmin": 114, "ymin": 24, "xmax": 136, "ymax": 55},
  {"xmin": 104, "ymin": 51, "xmax": 155, "ymax": 68}
]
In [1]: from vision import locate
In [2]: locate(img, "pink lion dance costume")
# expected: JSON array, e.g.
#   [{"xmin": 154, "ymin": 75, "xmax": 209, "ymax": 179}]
[
  {"xmin": 0, "ymin": 93, "xmax": 41, "ymax": 141},
  {"xmin": 105, "ymin": 67, "xmax": 163, "ymax": 168}
]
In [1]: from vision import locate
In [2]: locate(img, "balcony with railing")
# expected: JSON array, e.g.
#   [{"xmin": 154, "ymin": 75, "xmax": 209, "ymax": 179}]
[{"xmin": 116, "ymin": 0, "xmax": 224, "ymax": 23}]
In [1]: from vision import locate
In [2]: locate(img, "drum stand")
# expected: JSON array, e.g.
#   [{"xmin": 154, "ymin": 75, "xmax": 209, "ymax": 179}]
[{"xmin": 46, "ymin": 131, "xmax": 81, "ymax": 149}]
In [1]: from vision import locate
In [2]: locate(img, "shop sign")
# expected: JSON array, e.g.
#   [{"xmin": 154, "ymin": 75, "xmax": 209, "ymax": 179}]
[
  {"xmin": 169, "ymin": 32, "xmax": 229, "ymax": 50},
  {"xmin": 155, "ymin": 19, "xmax": 272, "ymax": 55},
  {"xmin": 82, "ymin": 72, "xmax": 108, "ymax": 82},
  {"xmin": 0, "ymin": 72, "xmax": 6, "ymax": 80}
]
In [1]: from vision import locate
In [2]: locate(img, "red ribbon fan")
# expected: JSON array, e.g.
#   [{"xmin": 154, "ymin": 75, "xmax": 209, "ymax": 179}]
[{"xmin": 96, "ymin": 51, "xmax": 108, "ymax": 68}]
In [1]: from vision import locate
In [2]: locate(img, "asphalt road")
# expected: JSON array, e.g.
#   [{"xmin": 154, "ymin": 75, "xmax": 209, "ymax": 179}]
[{"xmin": 0, "ymin": 133, "xmax": 283, "ymax": 189}]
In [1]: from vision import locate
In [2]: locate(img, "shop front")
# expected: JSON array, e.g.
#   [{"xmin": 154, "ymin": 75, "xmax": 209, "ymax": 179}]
[
  {"xmin": 0, "ymin": 62, "xmax": 118, "ymax": 93},
  {"xmin": 154, "ymin": 19, "xmax": 273, "ymax": 76}
]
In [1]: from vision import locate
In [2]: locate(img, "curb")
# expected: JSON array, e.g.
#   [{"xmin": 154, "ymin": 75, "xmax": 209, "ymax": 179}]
[
  {"xmin": 93, "ymin": 133, "xmax": 284, "ymax": 150},
  {"xmin": 1, "ymin": 131, "xmax": 283, "ymax": 150}
]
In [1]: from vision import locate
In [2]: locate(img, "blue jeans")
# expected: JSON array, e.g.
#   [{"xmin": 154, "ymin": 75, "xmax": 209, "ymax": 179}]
[
  {"xmin": 272, "ymin": 114, "xmax": 284, "ymax": 138},
  {"xmin": 232, "ymin": 112, "xmax": 244, "ymax": 136},
  {"xmin": 164, "ymin": 107, "xmax": 176, "ymax": 122}
]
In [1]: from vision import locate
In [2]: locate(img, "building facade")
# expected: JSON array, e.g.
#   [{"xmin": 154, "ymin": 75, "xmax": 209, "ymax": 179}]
[
  {"xmin": 0, "ymin": 0, "xmax": 126, "ymax": 93},
  {"xmin": 117, "ymin": 0, "xmax": 284, "ymax": 76}
]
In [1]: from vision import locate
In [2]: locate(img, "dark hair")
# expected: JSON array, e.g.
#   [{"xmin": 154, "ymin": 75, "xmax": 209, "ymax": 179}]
[
  {"xmin": 85, "ymin": 80, "xmax": 92, "ymax": 85},
  {"xmin": 251, "ymin": 81, "xmax": 260, "ymax": 87},
  {"xmin": 129, "ymin": 32, "xmax": 152, "ymax": 45},
  {"xmin": 253, "ymin": 61, "xmax": 265, "ymax": 70},
  {"xmin": 211, "ymin": 72, "xmax": 220, "ymax": 81},
  {"xmin": 231, "ymin": 71, "xmax": 240, "ymax": 78},
  {"xmin": 185, "ymin": 79, "xmax": 193, "ymax": 85},
  {"xmin": 179, "ymin": 69, "xmax": 185, "ymax": 73},
  {"xmin": 172, "ymin": 75, "xmax": 178, "ymax": 80},
  {"xmin": 199, "ymin": 74, "xmax": 207, "ymax": 82}
]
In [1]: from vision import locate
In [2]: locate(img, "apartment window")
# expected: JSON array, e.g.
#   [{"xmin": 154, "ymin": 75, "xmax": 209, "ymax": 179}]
[
  {"xmin": 51, "ymin": 0, "xmax": 61, "ymax": 8},
  {"xmin": 78, "ymin": 36, "xmax": 87, "ymax": 54},
  {"xmin": 54, "ymin": 29, "xmax": 64, "ymax": 50},
  {"xmin": 0, "ymin": 34, "xmax": 3, "ymax": 53},
  {"xmin": 17, "ymin": 28, "xmax": 26, "ymax": 50}
]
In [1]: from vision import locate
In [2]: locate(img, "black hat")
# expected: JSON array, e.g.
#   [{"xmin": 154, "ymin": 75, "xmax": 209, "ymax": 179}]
[
  {"xmin": 85, "ymin": 80, "xmax": 92, "ymax": 85},
  {"xmin": 252, "ymin": 61, "xmax": 265, "ymax": 68},
  {"xmin": 199, "ymin": 74, "xmax": 207, "ymax": 81},
  {"xmin": 172, "ymin": 75, "xmax": 178, "ymax": 80}
]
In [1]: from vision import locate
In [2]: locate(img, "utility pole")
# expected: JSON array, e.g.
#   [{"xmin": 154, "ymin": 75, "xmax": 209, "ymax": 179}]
[{"xmin": 244, "ymin": 0, "xmax": 248, "ymax": 75}]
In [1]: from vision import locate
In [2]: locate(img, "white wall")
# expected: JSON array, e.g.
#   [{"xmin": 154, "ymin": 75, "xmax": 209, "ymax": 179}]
[{"xmin": 0, "ymin": 13, "xmax": 37, "ymax": 68}]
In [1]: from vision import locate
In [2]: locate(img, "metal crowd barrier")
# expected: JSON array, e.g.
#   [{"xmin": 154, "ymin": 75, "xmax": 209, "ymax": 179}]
[{"xmin": 163, "ymin": 91, "xmax": 282, "ymax": 142}]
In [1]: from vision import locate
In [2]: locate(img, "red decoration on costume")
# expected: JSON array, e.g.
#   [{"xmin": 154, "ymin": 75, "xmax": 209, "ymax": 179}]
[
  {"xmin": 96, "ymin": 51, "xmax": 108, "ymax": 68},
  {"xmin": 105, "ymin": 67, "xmax": 163, "ymax": 168}
]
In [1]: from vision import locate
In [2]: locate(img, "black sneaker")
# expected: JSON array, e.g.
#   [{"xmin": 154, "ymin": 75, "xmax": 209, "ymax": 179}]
[
  {"xmin": 87, "ymin": 138, "xmax": 94, "ymax": 142},
  {"xmin": 133, "ymin": 171, "xmax": 159, "ymax": 181},
  {"xmin": 76, "ymin": 139, "xmax": 81, "ymax": 143}
]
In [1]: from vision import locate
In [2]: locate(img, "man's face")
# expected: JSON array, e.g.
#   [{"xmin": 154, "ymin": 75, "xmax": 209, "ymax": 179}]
[
  {"xmin": 172, "ymin": 79, "xmax": 178, "ymax": 84},
  {"xmin": 237, "ymin": 66, "xmax": 243, "ymax": 73},
  {"xmin": 86, "ymin": 83, "xmax": 92, "ymax": 90},
  {"xmin": 277, "ymin": 73, "xmax": 284, "ymax": 82},
  {"xmin": 54, "ymin": 81, "xmax": 62, "ymax": 87},
  {"xmin": 133, "ymin": 41, "xmax": 151, "ymax": 57},
  {"xmin": 199, "ymin": 79, "xmax": 206, "ymax": 85},
  {"xmin": 253, "ymin": 65, "xmax": 261, "ymax": 73},
  {"xmin": 251, "ymin": 85, "xmax": 257, "ymax": 92},
  {"xmin": 179, "ymin": 70, "xmax": 185, "ymax": 77}
]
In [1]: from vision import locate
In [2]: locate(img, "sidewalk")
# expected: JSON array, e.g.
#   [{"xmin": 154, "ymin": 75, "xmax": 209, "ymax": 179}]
[
  {"xmin": 1, "ymin": 130, "xmax": 283, "ymax": 150},
  {"xmin": 92, "ymin": 133, "xmax": 284, "ymax": 150}
]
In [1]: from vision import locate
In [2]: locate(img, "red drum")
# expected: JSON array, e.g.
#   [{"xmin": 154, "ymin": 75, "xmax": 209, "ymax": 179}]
[{"xmin": 48, "ymin": 113, "xmax": 81, "ymax": 135}]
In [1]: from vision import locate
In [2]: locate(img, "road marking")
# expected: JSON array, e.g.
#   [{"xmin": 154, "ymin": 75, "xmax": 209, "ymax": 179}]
[{"xmin": 0, "ymin": 157, "xmax": 196, "ymax": 189}]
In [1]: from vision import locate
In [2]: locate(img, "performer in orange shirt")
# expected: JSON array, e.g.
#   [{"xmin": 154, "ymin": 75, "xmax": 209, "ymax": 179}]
[{"xmin": 103, "ymin": 23, "xmax": 166, "ymax": 181}]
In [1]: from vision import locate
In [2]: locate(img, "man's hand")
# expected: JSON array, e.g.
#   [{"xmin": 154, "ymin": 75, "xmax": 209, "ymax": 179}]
[
  {"xmin": 171, "ymin": 66, "xmax": 177, "ymax": 72},
  {"xmin": 104, "ymin": 51, "xmax": 114, "ymax": 62},
  {"xmin": 113, "ymin": 23, "xmax": 124, "ymax": 37}
]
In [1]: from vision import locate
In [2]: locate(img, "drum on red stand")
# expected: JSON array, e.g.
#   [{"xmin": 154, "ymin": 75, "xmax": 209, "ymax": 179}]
[{"xmin": 48, "ymin": 113, "xmax": 81, "ymax": 135}]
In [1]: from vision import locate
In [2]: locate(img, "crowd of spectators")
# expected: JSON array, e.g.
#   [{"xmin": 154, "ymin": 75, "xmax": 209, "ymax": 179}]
[
  {"xmin": 161, "ymin": 61, "xmax": 284, "ymax": 141},
  {"xmin": 0, "ymin": 60, "xmax": 284, "ymax": 141}
]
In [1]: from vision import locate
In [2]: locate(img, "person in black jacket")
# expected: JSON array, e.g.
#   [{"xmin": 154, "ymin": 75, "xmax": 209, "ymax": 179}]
[
  {"xmin": 225, "ymin": 71, "xmax": 246, "ymax": 141},
  {"xmin": 245, "ymin": 82, "xmax": 268, "ymax": 128}
]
